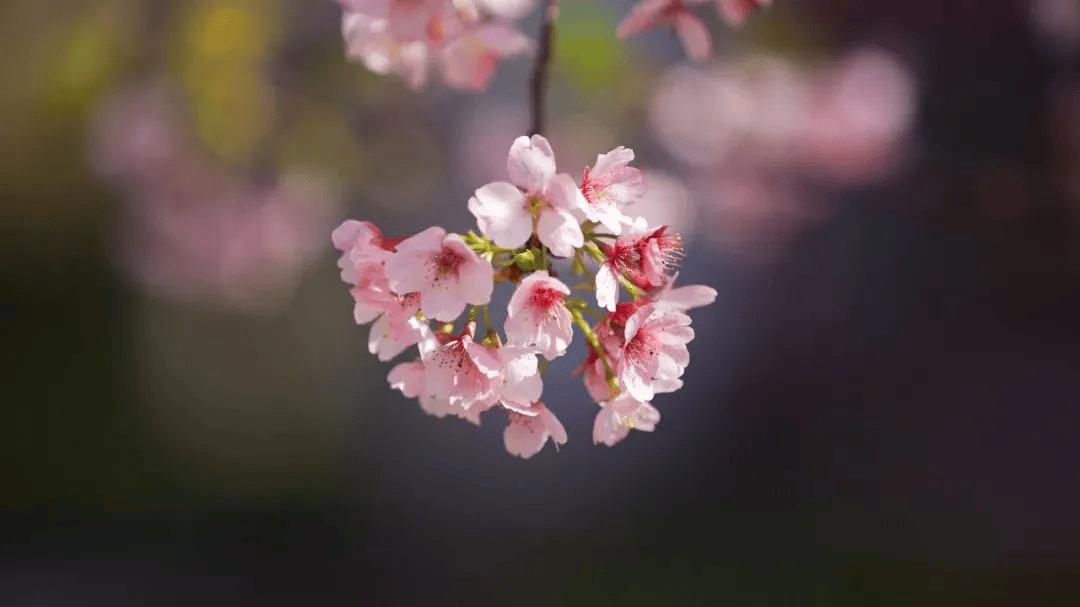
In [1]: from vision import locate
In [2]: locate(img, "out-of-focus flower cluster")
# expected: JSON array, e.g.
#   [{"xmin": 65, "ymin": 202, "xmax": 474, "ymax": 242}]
[
  {"xmin": 91, "ymin": 81, "xmax": 337, "ymax": 310},
  {"xmin": 646, "ymin": 46, "xmax": 920, "ymax": 262},
  {"xmin": 618, "ymin": 0, "xmax": 772, "ymax": 60},
  {"xmin": 337, "ymin": 0, "xmax": 535, "ymax": 90},
  {"xmin": 335, "ymin": 135, "xmax": 715, "ymax": 457}
]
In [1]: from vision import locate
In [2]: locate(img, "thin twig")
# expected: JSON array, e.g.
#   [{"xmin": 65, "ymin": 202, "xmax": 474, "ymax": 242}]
[{"xmin": 528, "ymin": 0, "xmax": 560, "ymax": 137}]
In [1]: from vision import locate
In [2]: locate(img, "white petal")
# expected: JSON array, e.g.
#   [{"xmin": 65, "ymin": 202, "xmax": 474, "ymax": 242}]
[
  {"xmin": 595, "ymin": 265, "xmax": 619, "ymax": 312},
  {"xmin": 621, "ymin": 361, "xmax": 655, "ymax": 402},
  {"xmin": 546, "ymin": 172, "xmax": 590, "ymax": 214},
  {"xmin": 536, "ymin": 208, "xmax": 583, "ymax": 257},
  {"xmin": 353, "ymin": 300, "xmax": 383, "ymax": 325},
  {"xmin": 465, "ymin": 340, "xmax": 504, "ymax": 378},
  {"xmin": 468, "ymin": 181, "xmax": 532, "ymax": 249},
  {"xmin": 507, "ymin": 135, "xmax": 555, "ymax": 193},
  {"xmin": 593, "ymin": 147, "xmax": 634, "ymax": 176}
]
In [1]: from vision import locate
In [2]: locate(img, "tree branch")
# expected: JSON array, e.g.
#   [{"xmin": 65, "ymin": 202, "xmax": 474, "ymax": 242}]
[{"xmin": 528, "ymin": 0, "xmax": 560, "ymax": 137}]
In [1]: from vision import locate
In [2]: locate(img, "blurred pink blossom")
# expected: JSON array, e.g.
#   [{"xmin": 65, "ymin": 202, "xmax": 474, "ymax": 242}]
[
  {"xmin": 339, "ymin": 0, "xmax": 532, "ymax": 91},
  {"xmin": 715, "ymin": 0, "xmax": 771, "ymax": 27},
  {"xmin": 116, "ymin": 171, "xmax": 336, "ymax": 309},
  {"xmin": 617, "ymin": 0, "xmax": 713, "ymax": 61},
  {"xmin": 648, "ymin": 48, "xmax": 917, "ymax": 182},
  {"xmin": 799, "ymin": 46, "xmax": 918, "ymax": 183},
  {"xmin": 617, "ymin": 0, "xmax": 771, "ymax": 59},
  {"xmin": 90, "ymin": 82, "xmax": 337, "ymax": 311}
]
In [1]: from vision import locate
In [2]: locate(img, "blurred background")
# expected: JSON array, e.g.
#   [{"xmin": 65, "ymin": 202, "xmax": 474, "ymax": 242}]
[{"xmin": 3, "ymin": 0, "xmax": 1080, "ymax": 604}]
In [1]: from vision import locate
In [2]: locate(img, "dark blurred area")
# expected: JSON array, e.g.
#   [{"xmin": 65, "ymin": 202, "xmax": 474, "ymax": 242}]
[{"xmin": 3, "ymin": 0, "xmax": 1080, "ymax": 604}]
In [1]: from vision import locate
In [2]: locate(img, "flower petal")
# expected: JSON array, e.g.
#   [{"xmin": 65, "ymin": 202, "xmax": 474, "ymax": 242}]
[
  {"xmin": 468, "ymin": 181, "xmax": 532, "ymax": 249},
  {"xmin": 536, "ymin": 208, "xmax": 583, "ymax": 257},
  {"xmin": 673, "ymin": 12, "xmax": 711, "ymax": 61},
  {"xmin": 507, "ymin": 134, "xmax": 555, "ymax": 193}
]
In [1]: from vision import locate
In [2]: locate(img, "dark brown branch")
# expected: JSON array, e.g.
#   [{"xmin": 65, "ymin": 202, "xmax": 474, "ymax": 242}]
[{"xmin": 528, "ymin": 0, "xmax": 559, "ymax": 137}]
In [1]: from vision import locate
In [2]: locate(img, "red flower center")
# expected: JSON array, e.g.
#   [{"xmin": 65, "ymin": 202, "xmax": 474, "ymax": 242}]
[{"xmin": 529, "ymin": 285, "xmax": 564, "ymax": 312}]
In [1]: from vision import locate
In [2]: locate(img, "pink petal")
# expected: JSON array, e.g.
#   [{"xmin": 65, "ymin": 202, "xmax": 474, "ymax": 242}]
[
  {"xmin": 715, "ymin": 0, "xmax": 769, "ymax": 27},
  {"xmin": 388, "ymin": 360, "xmax": 425, "ymax": 398},
  {"xmin": 661, "ymin": 283, "xmax": 718, "ymax": 310},
  {"xmin": 616, "ymin": 0, "xmax": 673, "ymax": 38},
  {"xmin": 445, "ymin": 234, "xmax": 495, "ymax": 307},
  {"xmin": 368, "ymin": 314, "xmax": 414, "ymax": 361},
  {"xmin": 538, "ymin": 405, "xmax": 568, "ymax": 446},
  {"xmin": 476, "ymin": 20, "xmax": 534, "ymax": 57},
  {"xmin": 384, "ymin": 226, "xmax": 446, "ymax": 295},
  {"xmin": 504, "ymin": 414, "xmax": 548, "ymax": 458},
  {"xmin": 673, "ymin": 12, "xmax": 711, "ymax": 61}
]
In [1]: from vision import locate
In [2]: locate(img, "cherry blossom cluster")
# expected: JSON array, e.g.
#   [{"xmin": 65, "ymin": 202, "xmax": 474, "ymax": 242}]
[
  {"xmin": 337, "ymin": 0, "xmax": 535, "ymax": 90},
  {"xmin": 333, "ymin": 135, "xmax": 716, "ymax": 457},
  {"xmin": 618, "ymin": 0, "xmax": 772, "ymax": 60}
]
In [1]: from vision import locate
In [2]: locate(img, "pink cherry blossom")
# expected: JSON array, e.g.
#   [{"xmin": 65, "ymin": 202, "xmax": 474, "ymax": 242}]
[
  {"xmin": 346, "ymin": 260, "xmax": 395, "ymax": 324},
  {"xmin": 714, "ymin": 0, "xmax": 771, "ymax": 27},
  {"xmin": 385, "ymin": 226, "xmax": 493, "ymax": 321},
  {"xmin": 636, "ymin": 226, "xmax": 684, "ymax": 287},
  {"xmin": 332, "ymin": 219, "xmax": 399, "ymax": 284},
  {"xmin": 594, "ymin": 218, "xmax": 651, "ymax": 311},
  {"xmin": 616, "ymin": 0, "xmax": 713, "ymax": 61},
  {"xmin": 593, "ymin": 393, "xmax": 661, "ymax": 446},
  {"xmin": 337, "ymin": 256, "xmax": 424, "ymax": 360},
  {"xmin": 615, "ymin": 304, "xmax": 694, "ymax": 402},
  {"xmin": 342, "ymin": 11, "xmax": 431, "ymax": 89},
  {"xmin": 439, "ymin": 19, "xmax": 532, "ymax": 91},
  {"xmin": 418, "ymin": 321, "xmax": 502, "ymax": 408},
  {"xmin": 337, "ymin": 0, "xmax": 444, "ymax": 42},
  {"xmin": 505, "ymin": 271, "xmax": 573, "ymax": 360},
  {"xmin": 579, "ymin": 147, "xmax": 644, "ymax": 234},
  {"xmin": 340, "ymin": 1, "xmax": 533, "ymax": 91},
  {"xmin": 388, "ymin": 358, "xmax": 457, "ymax": 417},
  {"xmin": 468, "ymin": 135, "xmax": 587, "ymax": 257},
  {"xmin": 368, "ymin": 292, "xmax": 424, "ymax": 360},
  {"xmin": 502, "ymin": 401, "xmax": 567, "ymax": 458},
  {"xmin": 450, "ymin": 343, "xmax": 545, "ymax": 425}
]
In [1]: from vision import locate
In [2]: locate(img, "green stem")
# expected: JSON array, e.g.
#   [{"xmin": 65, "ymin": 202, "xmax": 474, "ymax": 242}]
[
  {"xmin": 480, "ymin": 304, "xmax": 492, "ymax": 335},
  {"xmin": 570, "ymin": 309, "xmax": 618, "ymax": 396}
]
